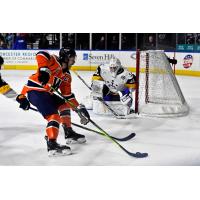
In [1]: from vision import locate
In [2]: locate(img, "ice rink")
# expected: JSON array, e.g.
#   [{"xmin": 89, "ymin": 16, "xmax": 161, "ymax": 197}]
[{"xmin": 0, "ymin": 70, "xmax": 200, "ymax": 166}]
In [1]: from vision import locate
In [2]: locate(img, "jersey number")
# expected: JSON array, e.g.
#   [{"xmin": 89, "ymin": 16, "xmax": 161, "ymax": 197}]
[{"xmin": 50, "ymin": 77, "xmax": 62, "ymax": 92}]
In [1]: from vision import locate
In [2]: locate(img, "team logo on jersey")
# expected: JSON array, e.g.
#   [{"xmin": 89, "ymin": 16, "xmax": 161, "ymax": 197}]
[
  {"xmin": 63, "ymin": 77, "xmax": 68, "ymax": 81},
  {"xmin": 121, "ymin": 75, "xmax": 126, "ymax": 80},
  {"xmin": 50, "ymin": 77, "xmax": 62, "ymax": 92},
  {"xmin": 183, "ymin": 55, "xmax": 193, "ymax": 68}
]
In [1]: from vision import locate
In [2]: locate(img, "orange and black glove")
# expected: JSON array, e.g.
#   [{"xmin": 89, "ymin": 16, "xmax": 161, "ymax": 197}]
[
  {"xmin": 77, "ymin": 104, "xmax": 90, "ymax": 125},
  {"xmin": 16, "ymin": 94, "xmax": 30, "ymax": 110}
]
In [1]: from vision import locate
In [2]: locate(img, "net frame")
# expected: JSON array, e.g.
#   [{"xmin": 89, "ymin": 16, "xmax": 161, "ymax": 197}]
[{"xmin": 134, "ymin": 50, "xmax": 189, "ymax": 117}]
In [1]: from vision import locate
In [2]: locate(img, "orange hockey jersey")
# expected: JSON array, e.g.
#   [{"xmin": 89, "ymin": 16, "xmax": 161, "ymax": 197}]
[{"xmin": 20, "ymin": 51, "xmax": 79, "ymax": 108}]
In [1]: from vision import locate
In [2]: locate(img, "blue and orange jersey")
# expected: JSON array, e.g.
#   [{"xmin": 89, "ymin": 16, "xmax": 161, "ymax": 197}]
[{"xmin": 21, "ymin": 51, "xmax": 79, "ymax": 108}]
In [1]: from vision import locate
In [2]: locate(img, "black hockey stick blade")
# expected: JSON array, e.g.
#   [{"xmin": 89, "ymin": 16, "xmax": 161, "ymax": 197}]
[
  {"xmin": 129, "ymin": 152, "xmax": 148, "ymax": 158},
  {"xmin": 111, "ymin": 132, "xmax": 136, "ymax": 141},
  {"xmin": 89, "ymin": 119, "xmax": 148, "ymax": 158},
  {"xmin": 72, "ymin": 122, "xmax": 135, "ymax": 142},
  {"xmin": 121, "ymin": 146, "xmax": 148, "ymax": 158}
]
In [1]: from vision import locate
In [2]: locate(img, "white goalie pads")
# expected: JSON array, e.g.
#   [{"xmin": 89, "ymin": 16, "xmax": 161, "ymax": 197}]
[
  {"xmin": 91, "ymin": 80, "xmax": 104, "ymax": 98},
  {"xmin": 118, "ymin": 91, "xmax": 133, "ymax": 107},
  {"xmin": 81, "ymin": 94, "xmax": 93, "ymax": 110},
  {"xmin": 93, "ymin": 99, "xmax": 131, "ymax": 116}
]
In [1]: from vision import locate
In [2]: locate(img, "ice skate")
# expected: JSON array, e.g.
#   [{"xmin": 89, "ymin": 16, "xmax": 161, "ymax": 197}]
[
  {"xmin": 45, "ymin": 136, "xmax": 71, "ymax": 157},
  {"xmin": 63, "ymin": 126, "xmax": 86, "ymax": 144}
]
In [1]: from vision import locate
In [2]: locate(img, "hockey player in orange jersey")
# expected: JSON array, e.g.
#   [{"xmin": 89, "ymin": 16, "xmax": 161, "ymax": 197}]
[{"xmin": 16, "ymin": 48, "xmax": 90, "ymax": 156}]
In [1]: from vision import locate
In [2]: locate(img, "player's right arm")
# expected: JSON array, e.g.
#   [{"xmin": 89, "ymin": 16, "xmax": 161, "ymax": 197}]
[
  {"xmin": 16, "ymin": 51, "xmax": 52, "ymax": 110},
  {"xmin": 19, "ymin": 51, "xmax": 52, "ymax": 96},
  {"xmin": 36, "ymin": 51, "xmax": 52, "ymax": 85}
]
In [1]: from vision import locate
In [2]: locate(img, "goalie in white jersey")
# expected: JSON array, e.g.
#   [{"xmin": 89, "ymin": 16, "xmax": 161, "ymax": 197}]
[{"xmin": 91, "ymin": 57, "xmax": 136, "ymax": 116}]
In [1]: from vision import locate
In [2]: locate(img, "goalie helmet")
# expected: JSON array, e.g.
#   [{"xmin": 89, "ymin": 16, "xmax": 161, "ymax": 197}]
[
  {"xmin": 59, "ymin": 48, "xmax": 76, "ymax": 63},
  {"xmin": 108, "ymin": 57, "xmax": 122, "ymax": 77}
]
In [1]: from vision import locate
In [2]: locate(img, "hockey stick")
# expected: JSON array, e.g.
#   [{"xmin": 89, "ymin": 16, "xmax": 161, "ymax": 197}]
[
  {"xmin": 51, "ymin": 86, "xmax": 148, "ymax": 158},
  {"xmin": 0, "ymin": 85, "xmax": 39, "ymax": 112},
  {"xmin": 30, "ymin": 107, "xmax": 38, "ymax": 112},
  {"xmin": 28, "ymin": 104, "xmax": 134, "ymax": 141},
  {"xmin": 72, "ymin": 70, "xmax": 92, "ymax": 90},
  {"xmin": 29, "ymin": 106, "xmax": 135, "ymax": 142},
  {"xmin": 89, "ymin": 118, "xmax": 148, "ymax": 158},
  {"xmin": 72, "ymin": 70, "xmax": 125, "ymax": 119},
  {"xmin": 71, "ymin": 122, "xmax": 136, "ymax": 142}
]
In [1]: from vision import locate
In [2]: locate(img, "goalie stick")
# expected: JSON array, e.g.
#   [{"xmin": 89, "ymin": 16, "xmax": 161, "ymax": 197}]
[
  {"xmin": 51, "ymin": 86, "xmax": 148, "ymax": 158},
  {"xmin": 72, "ymin": 70, "xmax": 126, "ymax": 119}
]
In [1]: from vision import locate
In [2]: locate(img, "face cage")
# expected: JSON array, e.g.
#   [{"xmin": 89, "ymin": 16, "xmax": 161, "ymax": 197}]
[{"xmin": 110, "ymin": 65, "xmax": 118, "ymax": 73}]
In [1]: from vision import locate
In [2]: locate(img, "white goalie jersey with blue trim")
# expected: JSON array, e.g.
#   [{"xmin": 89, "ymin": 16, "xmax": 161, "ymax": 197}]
[{"xmin": 97, "ymin": 64, "xmax": 134, "ymax": 93}]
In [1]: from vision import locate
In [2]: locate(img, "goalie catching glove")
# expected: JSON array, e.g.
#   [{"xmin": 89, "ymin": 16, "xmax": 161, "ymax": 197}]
[
  {"xmin": 77, "ymin": 104, "xmax": 90, "ymax": 125},
  {"xmin": 16, "ymin": 94, "xmax": 30, "ymax": 110},
  {"xmin": 118, "ymin": 88, "xmax": 133, "ymax": 107}
]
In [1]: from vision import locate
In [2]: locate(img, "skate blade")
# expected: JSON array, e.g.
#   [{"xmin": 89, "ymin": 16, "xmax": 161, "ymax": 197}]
[
  {"xmin": 65, "ymin": 138, "xmax": 86, "ymax": 144},
  {"xmin": 48, "ymin": 149, "xmax": 72, "ymax": 157}
]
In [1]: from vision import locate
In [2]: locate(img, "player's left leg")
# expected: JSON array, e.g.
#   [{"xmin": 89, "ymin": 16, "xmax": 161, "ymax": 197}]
[{"xmin": 27, "ymin": 91, "xmax": 71, "ymax": 156}]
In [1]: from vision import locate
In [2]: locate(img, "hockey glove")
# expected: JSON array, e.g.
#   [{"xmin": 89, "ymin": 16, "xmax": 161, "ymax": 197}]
[
  {"xmin": 16, "ymin": 94, "xmax": 30, "ymax": 110},
  {"xmin": 118, "ymin": 88, "xmax": 133, "ymax": 107},
  {"xmin": 38, "ymin": 68, "xmax": 51, "ymax": 85},
  {"xmin": 77, "ymin": 104, "xmax": 90, "ymax": 125}
]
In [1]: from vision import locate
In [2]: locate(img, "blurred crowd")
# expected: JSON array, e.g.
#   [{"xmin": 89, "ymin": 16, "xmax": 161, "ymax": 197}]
[
  {"xmin": 0, "ymin": 33, "xmax": 51, "ymax": 50},
  {"xmin": 0, "ymin": 33, "xmax": 199, "ymax": 51}
]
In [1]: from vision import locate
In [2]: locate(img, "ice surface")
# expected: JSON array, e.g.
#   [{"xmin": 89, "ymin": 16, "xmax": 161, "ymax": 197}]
[{"xmin": 0, "ymin": 70, "xmax": 200, "ymax": 165}]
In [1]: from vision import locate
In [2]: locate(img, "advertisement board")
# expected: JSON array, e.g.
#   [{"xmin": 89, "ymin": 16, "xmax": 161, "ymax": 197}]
[{"xmin": 0, "ymin": 50, "xmax": 200, "ymax": 76}]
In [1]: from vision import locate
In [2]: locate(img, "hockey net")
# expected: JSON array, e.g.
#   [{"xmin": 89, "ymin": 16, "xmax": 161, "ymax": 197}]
[{"xmin": 135, "ymin": 50, "xmax": 189, "ymax": 117}]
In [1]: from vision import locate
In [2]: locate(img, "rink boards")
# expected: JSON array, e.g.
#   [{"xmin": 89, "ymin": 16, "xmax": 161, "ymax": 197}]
[{"xmin": 0, "ymin": 50, "xmax": 200, "ymax": 76}]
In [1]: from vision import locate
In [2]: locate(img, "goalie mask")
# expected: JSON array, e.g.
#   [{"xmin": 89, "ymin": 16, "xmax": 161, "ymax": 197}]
[{"xmin": 109, "ymin": 58, "xmax": 122, "ymax": 77}]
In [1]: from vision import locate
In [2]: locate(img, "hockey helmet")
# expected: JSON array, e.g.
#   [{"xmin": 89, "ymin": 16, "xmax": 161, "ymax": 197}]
[{"xmin": 59, "ymin": 48, "xmax": 76, "ymax": 63}]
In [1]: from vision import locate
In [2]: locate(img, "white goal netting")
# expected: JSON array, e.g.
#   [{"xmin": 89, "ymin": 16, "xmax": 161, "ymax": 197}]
[{"xmin": 137, "ymin": 50, "xmax": 189, "ymax": 117}]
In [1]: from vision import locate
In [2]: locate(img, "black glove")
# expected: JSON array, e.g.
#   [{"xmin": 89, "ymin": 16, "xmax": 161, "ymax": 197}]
[
  {"xmin": 16, "ymin": 94, "xmax": 30, "ymax": 110},
  {"xmin": 77, "ymin": 104, "xmax": 90, "ymax": 125},
  {"xmin": 38, "ymin": 69, "xmax": 50, "ymax": 85}
]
